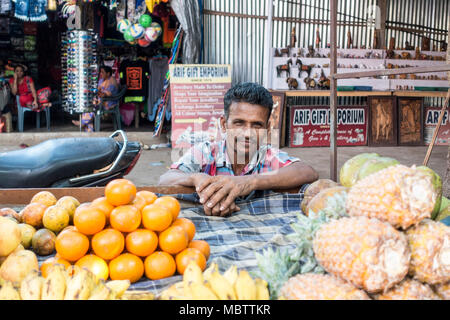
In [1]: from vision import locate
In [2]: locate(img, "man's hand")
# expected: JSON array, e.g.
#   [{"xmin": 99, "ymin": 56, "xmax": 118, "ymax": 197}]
[
  {"xmin": 203, "ymin": 199, "xmax": 240, "ymax": 217},
  {"xmin": 197, "ymin": 175, "xmax": 254, "ymax": 215}
]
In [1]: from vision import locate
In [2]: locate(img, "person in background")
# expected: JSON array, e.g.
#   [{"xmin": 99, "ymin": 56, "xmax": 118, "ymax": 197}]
[
  {"xmin": 9, "ymin": 64, "xmax": 39, "ymax": 110},
  {"xmin": 159, "ymin": 82, "xmax": 319, "ymax": 216},
  {"xmin": 73, "ymin": 65, "xmax": 119, "ymax": 132}
]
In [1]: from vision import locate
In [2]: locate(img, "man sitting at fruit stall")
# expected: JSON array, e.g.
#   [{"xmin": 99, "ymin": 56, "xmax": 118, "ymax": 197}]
[{"xmin": 159, "ymin": 82, "xmax": 318, "ymax": 217}]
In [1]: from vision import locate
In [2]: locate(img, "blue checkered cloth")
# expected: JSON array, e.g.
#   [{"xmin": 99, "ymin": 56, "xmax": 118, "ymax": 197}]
[
  {"xmin": 34, "ymin": 186, "xmax": 308, "ymax": 295},
  {"xmin": 129, "ymin": 187, "xmax": 308, "ymax": 294}
]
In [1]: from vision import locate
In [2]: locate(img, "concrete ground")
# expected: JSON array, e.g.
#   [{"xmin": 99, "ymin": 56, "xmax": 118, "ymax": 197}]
[{"xmin": 0, "ymin": 120, "xmax": 447, "ymax": 196}]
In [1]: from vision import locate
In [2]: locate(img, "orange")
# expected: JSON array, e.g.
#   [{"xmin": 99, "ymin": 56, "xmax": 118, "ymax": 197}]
[
  {"xmin": 105, "ymin": 179, "xmax": 137, "ymax": 206},
  {"xmin": 109, "ymin": 253, "xmax": 144, "ymax": 283},
  {"xmin": 154, "ymin": 196, "xmax": 180, "ymax": 220},
  {"xmin": 73, "ymin": 205, "xmax": 106, "ymax": 235},
  {"xmin": 109, "ymin": 205, "xmax": 141, "ymax": 233},
  {"xmin": 55, "ymin": 230, "xmax": 90, "ymax": 262},
  {"xmin": 172, "ymin": 218, "xmax": 196, "ymax": 242},
  {"xmin": 125, "ymin": 229, "xmax": 158, "ymax": 257},
  {"xmin": 91, "ymin": 197, "xmax": 115, "ymax": 222},
  {"xmin": 40, "ymin": 256, "xmax": 72, "ymax": 278},
  {"xmin": 141, "ymin": 204, "xmax": 173, "ymax": 232},
  {"xmin": 131, "ymin": 194, "xmax": 146, "ymax": 212},
  {"xmin": 75, "ymin": 254, "xmax": 109, "ymax": 282},
  {"xmin": 136, "ymin": 191, "xmax": 158, "ymax": 206},
  {"xmin": 158, "ymin": 225, "xmax": 189, "ymax": 255},
  {"xmin": 188, "ymin": 240, "xmax": 210, "ymax": 260},
  {"xmin": 144, "ymin": 251, "xmax": 176, "ymax": 280},
  {"xmin": 175, "ymin": 248, "xmax": 207, "ymax": 275},
  {"xmin": 91, "ymin": 228, "xmax": 125, "ymax": 261}
]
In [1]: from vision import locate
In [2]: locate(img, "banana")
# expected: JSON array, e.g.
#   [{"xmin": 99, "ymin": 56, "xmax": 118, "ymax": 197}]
[
  {"xmin": 206, "ymin": 270, "xmax": 237, "ymax": 300},
  {"xmin": 202, "ymin": 262, "xmax": 219, "ymax": 282},
  {"xmin": 188, "ymin": 282, "xmax": 219, "ymax": 300},
  {"xmin": 183, "ymin": 262, "xmax": 203, "ymax": 286},
  {"xmin": 41, "ymin": 265, "xmax": 67, "ymax": 300},
  {"xmin": 105, "ymin": 280, "xmax": 131, "ymax": 299},
  {"xmin": 254, "ymin": 278, "xmax": 270, "ymax": 300},
  {"xmin": 19, "ymin": 270, "xmax": 43, "ymax": 300},
  {"xmin": 88, "ymin": 281, "xmax": 112, "ymax": 300},
  {"xmin": 160, "ymin": 282, "xmax": 188, "ymax": 300},
  {"xmin": 223, "ymin": 265, "xmax": 238, "ymax": 287},
  {"xmin": 64, "ymin": 267, "xmax": 96, "ymax": 300},
  {"xmin": 234, "ymin": 270, "xmax": 257, "ymax": 300},
  {"xmin": 0, "ymin": 281, "xmax": 20, "ymax": 300}
]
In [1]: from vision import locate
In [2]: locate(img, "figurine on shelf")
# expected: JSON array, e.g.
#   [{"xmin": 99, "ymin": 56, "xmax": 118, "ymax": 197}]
[
  {"xmin": 286, "ymin": 77, "xmax": 298, "ymax": 90},
  {"xmin": 440, "ymin": 41, "xmax": 447, "ymax": 52},
  {"xmin": 276, "ymin": 58, "xmax": 292, "ymax": 77},
  {"xmin": 297, "ymin": 48, "xmax": 304, "ymax": 57},
  {"xmin": 306, "ymin": 45, "xmax": 315, "ymax": 57},
  {"xmin": 304, "ymin": 77, "xmax": 316, "ymax": 90},
  {"xmin": 317, "ymin": 69, "xmax": 330, "ymax": 90},
  {"xmin": 401, "ymin": 52, "xmax": 411, "ymax": 59},
  {"xmin": 373, "ymin": 30, "xmax": 379, "ymax": 49},
  {"xmin": 290, "ymin": 27, "xmax": 297, "ymax": 49},
  {"xmin": 347, "ymin": 30, "xmax": 353, "ymax": 49},
  {"xmin": 405, "ymin": 41, "xmax": 414, "ymax": 50},
  {"xmin": 315, "ymin": 28, "xmax": 321, "ymax": 48},
  {"xmin": 296, "ymin": 58, "xmax": 312, "ymax": 78},
  {"xmin": 389, "ymin": 37, "xmax": 396, "ymax": 51},
  {"xmin": 422, "ymin": 37, "xmax": 430, "ymax": 51},
  {"xmin": 415, "ymin": 47, "xmax": 420, "ymax": 60},
  {"xmin": 386, "ymin": 49, "xmax": 395, "ymax": 59}
]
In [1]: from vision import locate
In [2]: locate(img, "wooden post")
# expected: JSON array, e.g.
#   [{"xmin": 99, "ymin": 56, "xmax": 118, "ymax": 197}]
[
  {"xmin": 378, "ymin": 0, "xmax": 387, "ymax": 49},
  {"xmin": 444, "ymin": 18, "xmax": 450, "ymax": 197},
  {"xmin": 329, "ymin": 0, "xmax": 338, "ymax": 181}
]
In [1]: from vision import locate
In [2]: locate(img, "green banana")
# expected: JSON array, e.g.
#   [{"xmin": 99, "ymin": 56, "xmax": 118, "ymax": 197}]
[
  {"xmin": 206, "ymin": 270, "xmax": 237, "ymax": 300},
  {"xmin": 19, "ymin": 270, "xmax": 43, "ymax": 300},
  {"xmin": 0, "ymin": 281, "xmax": 20, "ymax": 300},
  {"xmin": 41, "ymin": 265, "xmax": 67, "ymax": 300},
  {"xmin": 234, "ymin": 270, "xmax": 257, "ymax": 300}
]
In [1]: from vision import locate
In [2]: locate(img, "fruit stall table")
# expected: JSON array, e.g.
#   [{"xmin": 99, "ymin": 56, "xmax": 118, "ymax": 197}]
[{"xmin": 0, "ymin": 186, "xmax": 304, "ymax": 296}]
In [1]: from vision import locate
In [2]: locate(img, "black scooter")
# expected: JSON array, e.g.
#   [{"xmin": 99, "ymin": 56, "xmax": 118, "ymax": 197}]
[{"xmin": 0, "ymin": 130, "xmax": 142, "ymax": 188}]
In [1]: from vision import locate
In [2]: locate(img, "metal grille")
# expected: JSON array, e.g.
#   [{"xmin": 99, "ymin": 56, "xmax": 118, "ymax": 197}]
[{"xmin": 202, "ymin": 0, "xmax": 449, "ymax": 85}]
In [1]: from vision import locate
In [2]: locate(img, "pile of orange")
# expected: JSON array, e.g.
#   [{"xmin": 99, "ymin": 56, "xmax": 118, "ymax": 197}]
[{"xmin": 43, "ymin": 178, "xmax": 210, "ymax": 284}]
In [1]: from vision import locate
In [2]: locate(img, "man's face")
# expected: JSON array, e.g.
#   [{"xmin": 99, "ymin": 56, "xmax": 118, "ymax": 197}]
[{"xmin": 221, "ymin": 102, "xmax": 270, "ymax": 162}]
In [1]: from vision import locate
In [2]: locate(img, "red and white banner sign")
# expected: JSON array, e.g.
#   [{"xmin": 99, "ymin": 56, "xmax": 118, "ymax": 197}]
[
  {"xmin": 289, "ymin": 105, "xmax": 369, "ymax": 147},
  {"xmin": 424, "ymin": 107, "xmax": 450, "ymax": 145},
  {"xmin": 170, "ymin": 64, "xmax": 232, "ymax": 149}
]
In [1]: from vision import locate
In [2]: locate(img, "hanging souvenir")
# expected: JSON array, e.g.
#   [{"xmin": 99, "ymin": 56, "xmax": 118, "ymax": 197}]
[
  {"xmin": 117, "ymin": 19, "xmax": 132, "ymax": 33},
  {"xmin": 139, "ymin": 14, "xmax": 152, "ymax": 28}
]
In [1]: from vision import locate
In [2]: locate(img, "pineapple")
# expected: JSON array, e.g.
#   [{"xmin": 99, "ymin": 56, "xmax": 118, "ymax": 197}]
[
  {"xmin": 346, "ymin": 164, "xmax": 438, "ymax": 230},
  {"xmin": 433, "ymin": 282, "xmax": 450, "ymax": 300},
  {"xmin": 279, "ymin": 273, "xmax": 370, "ymax": 300},
  {"xmin": 374, "ymin": 278, "xmax": 441, "ymax": 300},
  {"xmin": 406, "ymin": 219, "xmax": 450, "ymax": 285},
  {"xmin": 313, "ymin": 216, "xmax": 410, "ymax": 293}
]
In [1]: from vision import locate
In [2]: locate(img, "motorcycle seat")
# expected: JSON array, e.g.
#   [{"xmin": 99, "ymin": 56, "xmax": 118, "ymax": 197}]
[{"xmin": 0, "ymin": 137, "xmax": 119, "ymax": 188}]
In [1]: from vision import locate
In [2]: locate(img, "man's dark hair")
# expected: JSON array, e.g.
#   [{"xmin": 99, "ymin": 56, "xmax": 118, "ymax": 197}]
[
  {"xmin": 100, "ymin": 65, "xmax": 113, "ymax": 76},
  {"xmin": 223, "ymin": 82, "xmax": 273, "ymax": 120}
]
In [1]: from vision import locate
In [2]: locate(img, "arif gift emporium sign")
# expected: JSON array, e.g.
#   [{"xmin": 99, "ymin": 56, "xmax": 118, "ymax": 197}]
[{"xmin": 288, "ymin": 105, "xmax": 369, "ymax": 147}]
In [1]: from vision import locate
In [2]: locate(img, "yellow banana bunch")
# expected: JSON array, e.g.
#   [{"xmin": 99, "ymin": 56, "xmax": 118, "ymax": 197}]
[
  {"xmin": 159, "ymin": 262, "xmax": 270, "ymax": 300},
  {"xmin": 0, "ymin": 264, "xmax": 151, "ymax": 300}
]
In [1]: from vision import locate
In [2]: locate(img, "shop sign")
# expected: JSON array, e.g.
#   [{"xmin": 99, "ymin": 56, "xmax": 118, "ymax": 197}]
[
  {"xmin": 424, "ymin": 107, "xmax": 450, "ymax": 145},
  {"xmin": 170, "ymin": 64, "xmax": 232, "ymax": 149},
  {"xmin": 289, "ymin": 105, "xmax": 368, "ymax": 147}
]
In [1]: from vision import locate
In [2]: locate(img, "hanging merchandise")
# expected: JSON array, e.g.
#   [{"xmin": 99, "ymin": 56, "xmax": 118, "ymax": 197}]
[
  {"xmin": 153, "ymin": 26, "xmax": 183, "ymax": 137},
  {"xmin": 61, "ymin": 30, "xmax": 99, "ymax": 114},
  {"xmin": 0, "ymin": 0, "xmax": 12, "ymax": 14},
  {"xmin": 117, "ymin": 19, "xmax": 132, "ymax": 33},
  {"xmin": 144, "ymin": 22, "xmax": 161, "ymax": 42},
  {"xmin": 145, "ymin": 0, "xmax": 161, "ymax": 13},
  {"xmin": 129, "ymin": 23, "xmax": 144, "ymax": 39},
  {"xmin": 60, "ymin": 0, "xmax": 77, "ymax": 17},
  {"xmin": 12, "ymin": 0, "xmax": 48, "ymax": 21},
  {"xmin": 139, "ymin": 13, "xmax": 152, "ymax": 28},
  {"xmin": 46, "ymin": 0, "xmax": 56, "ymax": 10},
  {"xmin": 138, "ymin": 38, "xmax": 150, "ymax": 47}
]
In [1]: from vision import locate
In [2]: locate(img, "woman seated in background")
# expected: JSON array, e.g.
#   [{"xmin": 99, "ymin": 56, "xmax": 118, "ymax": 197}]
[
  {"xmin": 9, "ymin": 64, "xmax": 39, "ymax": 110},
  {"xmin": 73, "ymin": 65, "xmax": 119, "ymax": 132}
]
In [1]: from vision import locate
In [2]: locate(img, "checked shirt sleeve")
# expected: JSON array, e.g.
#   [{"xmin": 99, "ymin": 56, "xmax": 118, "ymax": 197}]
[
  {"xmin": 169, "ymin": 142, "xmax": 213, "ymax": 173},
  {"xmin": 264, "ymin": 147, "xmax": 300, "ymax": 172}
]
